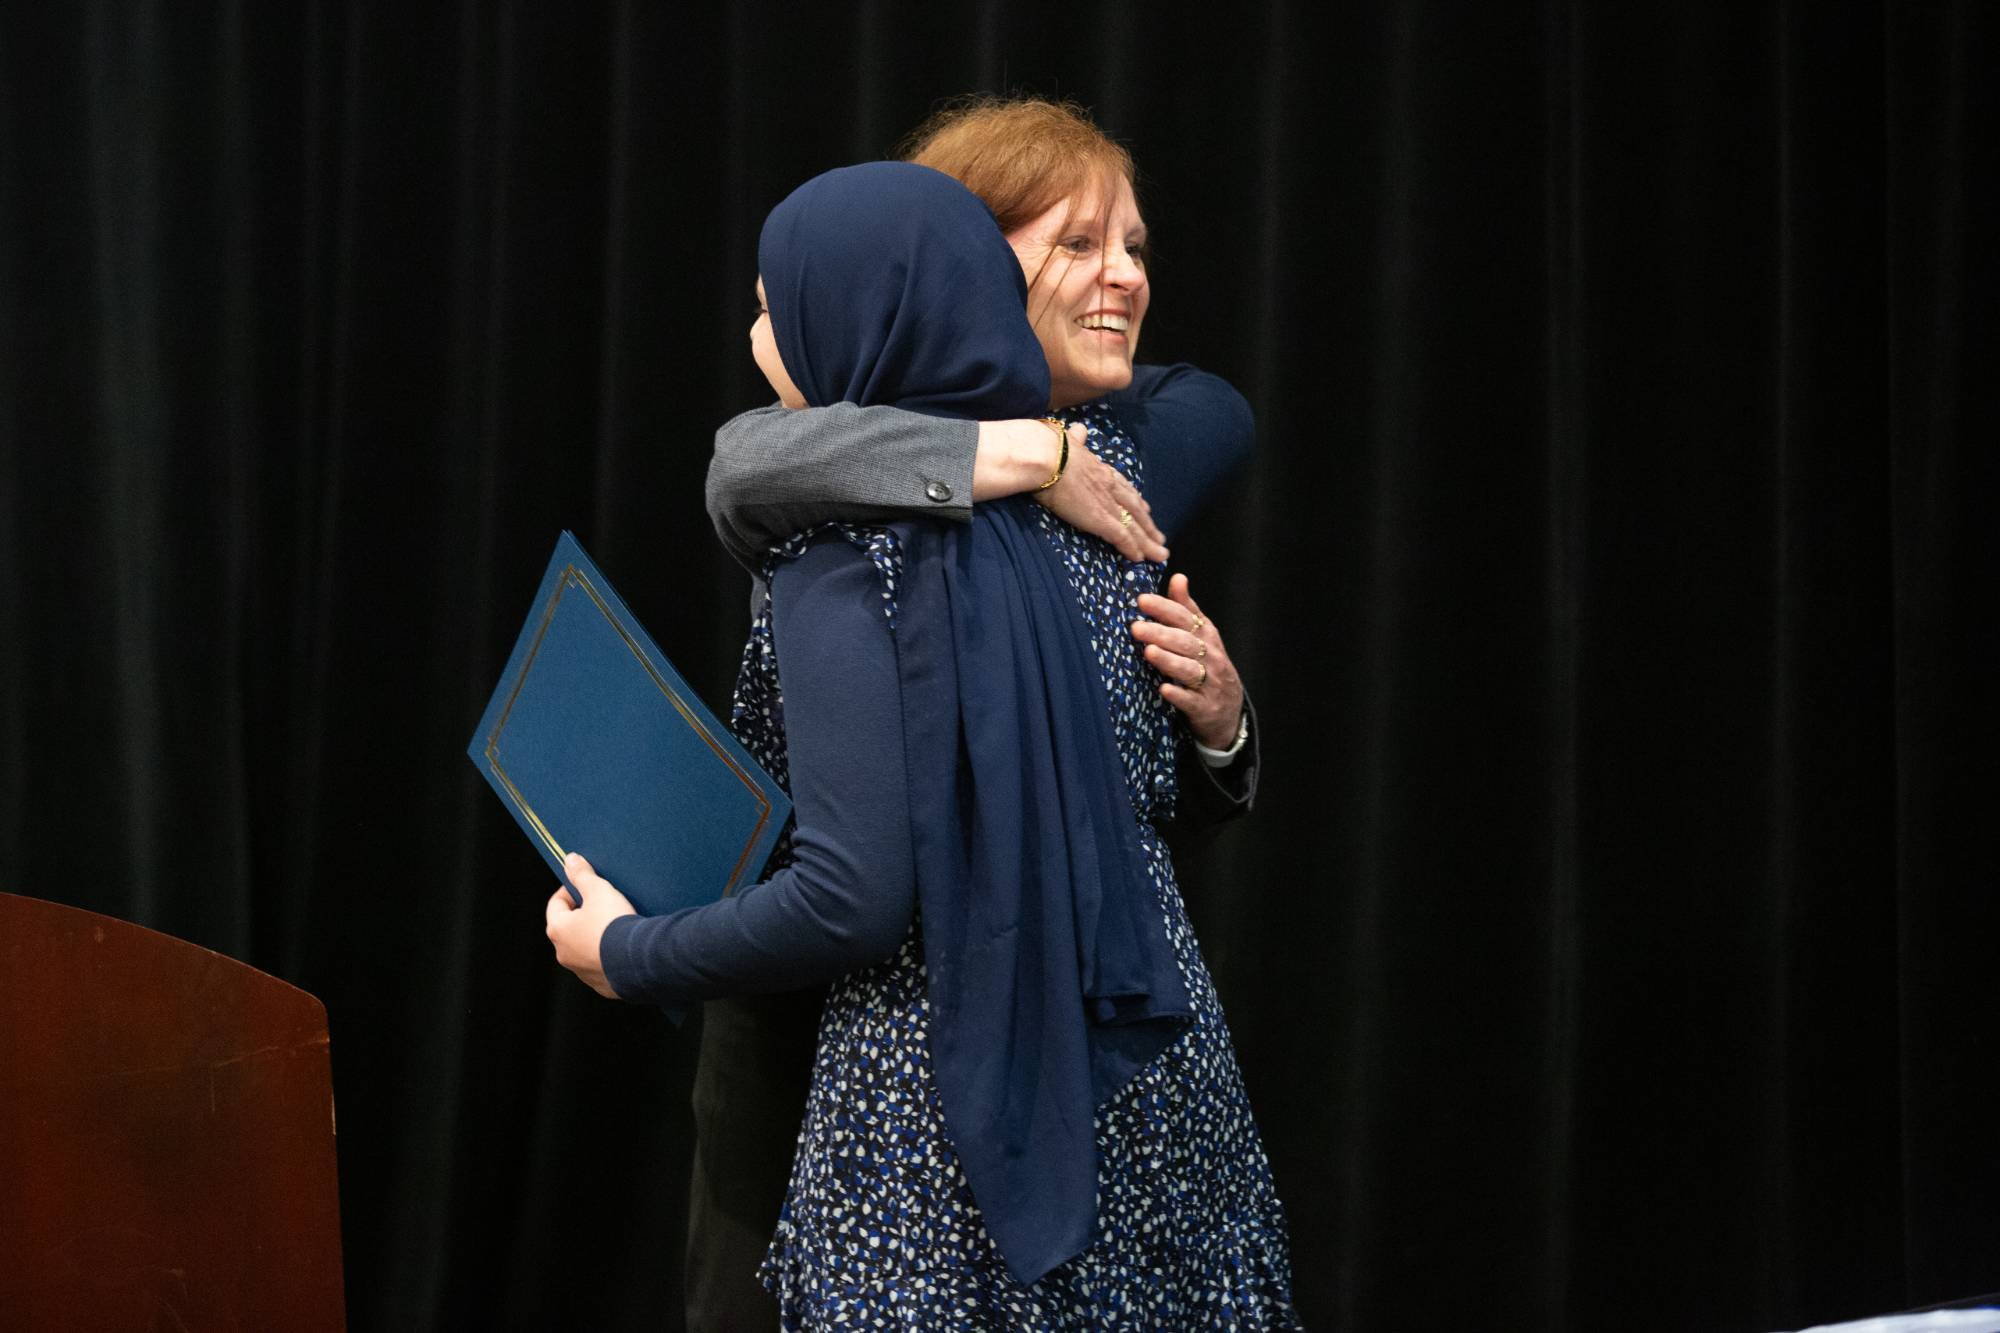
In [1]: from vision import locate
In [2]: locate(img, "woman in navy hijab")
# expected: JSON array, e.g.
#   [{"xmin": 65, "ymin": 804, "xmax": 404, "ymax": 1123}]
[{"xmin": 546, "ymin": 162, "xmax": 1299, "ymax": 1326}]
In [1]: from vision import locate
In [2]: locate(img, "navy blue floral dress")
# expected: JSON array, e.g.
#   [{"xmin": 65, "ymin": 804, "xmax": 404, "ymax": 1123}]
[{"xmin": 730, "ymin": 401, "xmax": 1300, "ymax": 1329}]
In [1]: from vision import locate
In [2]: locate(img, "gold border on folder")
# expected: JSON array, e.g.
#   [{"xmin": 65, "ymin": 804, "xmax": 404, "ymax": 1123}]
[{"xmin": 484, "ymin": 564, "xmax": 774, "ymax": 897}]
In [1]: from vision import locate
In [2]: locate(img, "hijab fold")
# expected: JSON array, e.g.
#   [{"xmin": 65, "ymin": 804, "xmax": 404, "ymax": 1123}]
[{"xmin": 760, "ymin": 162, "xmax": 1191, "ymax": 1285}]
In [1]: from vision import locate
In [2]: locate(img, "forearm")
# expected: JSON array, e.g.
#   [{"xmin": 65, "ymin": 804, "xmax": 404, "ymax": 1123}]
[
  {"xmin": 709, "ymin": 402, "xmax": 1168, "ymax": 569},
  {"xmin": 971, "ymin": 418, "xmax": 1065, "ymax": 500},
  {"xmin": 599, "ymin": 851, "xmax": 900, "ymax": 1005},
  {"xmin": 706, "ymin": 402, "xmax": 977, "ymax": 570},
  {"xmin": 1109, "ymin": 364, "xmax": 1255, "ymax": 542}
]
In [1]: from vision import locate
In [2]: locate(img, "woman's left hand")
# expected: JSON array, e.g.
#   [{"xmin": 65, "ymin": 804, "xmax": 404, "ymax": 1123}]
[
  {"xmin": 1131, "ymin": 573, "xmax": 1244, "ymax": 750},
  {"xmin": 544, "ymin": 851, "xmax": 638, "ymax": 999}
]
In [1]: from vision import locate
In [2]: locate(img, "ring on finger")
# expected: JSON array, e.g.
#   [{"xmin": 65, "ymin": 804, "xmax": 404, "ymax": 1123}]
[
  {"xmin": 1118, "ymin": 508, "xmax": 1135, "ymax": 529},
  {"xmin": 1192, "ymin": 662, "xmax": 1208, "ymax": 689},
  {"xmin": 1189, "ymin": 613, "xmax": 1205, "ymax": 633}
]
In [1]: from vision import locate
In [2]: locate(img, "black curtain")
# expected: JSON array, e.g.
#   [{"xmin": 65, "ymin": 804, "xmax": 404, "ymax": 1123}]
[{"xmin": 2, "ymin": 3, "xmax": 1993, "ymax": 1330}]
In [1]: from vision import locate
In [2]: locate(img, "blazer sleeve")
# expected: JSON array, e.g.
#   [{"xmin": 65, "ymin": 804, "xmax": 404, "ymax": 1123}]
[
  {"xmin": 706, "ymin": 402, "xmax": 979, "ymax": 572},
  {"xmin": 599, "ymin": 536, "xmax": 916, "ymax": 1007},
  {"xmin": 1171, "ymin": 691, "xmax": 1261, "ymax": 831}
]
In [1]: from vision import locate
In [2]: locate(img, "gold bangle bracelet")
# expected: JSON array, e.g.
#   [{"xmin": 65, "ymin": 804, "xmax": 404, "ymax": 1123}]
[{"xmin": 1035, "ymin": 417, "xmax": 1069, "ymax": 491}]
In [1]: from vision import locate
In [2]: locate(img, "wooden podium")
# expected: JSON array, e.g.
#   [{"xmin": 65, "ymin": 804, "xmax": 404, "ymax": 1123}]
[{"xmin": 0, "ymin": 892, "xmax": 345, "ymax": 1330}]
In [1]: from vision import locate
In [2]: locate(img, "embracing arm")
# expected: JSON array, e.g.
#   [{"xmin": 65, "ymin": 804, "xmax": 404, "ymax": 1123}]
[
  {"xmin": 707, "ymin": 403, "xmax": 1168, "ymax": 572},
  {"xmin": 707, "ymin": 404, "xmax": 978, "ymax": 570},
  {"xmin": 1108, "ymin": 364, "xmax": 1255, "ymax": 542},
  {"xmin": 591, "ymin": 538, "xmax": 916, "ymax": 1006}
]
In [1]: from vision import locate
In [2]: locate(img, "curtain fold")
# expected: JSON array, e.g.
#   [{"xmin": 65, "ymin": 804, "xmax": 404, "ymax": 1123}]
[{"xmin": 1886, "ymin": 0, "xmax": 2000, "ymax": 1301}]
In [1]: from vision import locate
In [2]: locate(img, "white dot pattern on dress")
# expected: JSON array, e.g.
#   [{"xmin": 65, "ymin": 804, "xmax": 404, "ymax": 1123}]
[{"xmin": 728, "ymin": 403, "xmax": 1300, "ymax": 1329}]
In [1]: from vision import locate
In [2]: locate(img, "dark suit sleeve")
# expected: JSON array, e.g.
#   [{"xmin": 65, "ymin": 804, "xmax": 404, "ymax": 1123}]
[
  {"xmin": 706, "ymin": 403, "xmax": 977, "ymax": 572},
  {"xmin": 1108, "ymin": 363, "xmax": 1255, "ymax": 542},
  {"xmin": 600, "ymin": 537, "xmax": 915, "ymax": 1006},
  {"xmin": 1172, "ymin": 692, "xmax": 1261, "ymax": 830}
]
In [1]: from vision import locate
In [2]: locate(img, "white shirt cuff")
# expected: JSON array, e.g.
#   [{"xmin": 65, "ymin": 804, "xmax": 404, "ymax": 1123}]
[{"xmin": 1193, "ymin": 709, "xmax": 1250, "ymax": 768}]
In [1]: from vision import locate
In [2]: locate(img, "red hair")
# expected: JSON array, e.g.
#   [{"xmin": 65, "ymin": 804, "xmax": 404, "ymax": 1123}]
[{"xmin": 900, "ymin": 96, "xmax": 1137, "ymax": 236}]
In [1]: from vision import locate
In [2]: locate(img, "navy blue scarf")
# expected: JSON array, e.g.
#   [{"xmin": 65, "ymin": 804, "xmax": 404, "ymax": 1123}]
[{"xmin": 759, "ymin": 162, "xmax": 1191, "ymax": 1283}]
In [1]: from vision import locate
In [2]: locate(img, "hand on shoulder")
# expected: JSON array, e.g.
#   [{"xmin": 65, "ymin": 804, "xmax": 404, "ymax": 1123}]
[{"xmin": 972, "ymin": 418, "xmax": 1169, "ymax": 562}]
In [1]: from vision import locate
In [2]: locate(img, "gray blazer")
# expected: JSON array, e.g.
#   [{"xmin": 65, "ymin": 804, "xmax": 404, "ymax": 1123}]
[{"xmin": 706, "ymin": 403, "xmax": 979, "ymax": 573}]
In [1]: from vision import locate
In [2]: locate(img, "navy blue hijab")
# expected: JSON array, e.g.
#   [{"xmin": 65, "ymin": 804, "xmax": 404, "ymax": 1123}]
[{"xmin": 759, "ymin": 162, "xmax": 1192, "ymax": 1284}]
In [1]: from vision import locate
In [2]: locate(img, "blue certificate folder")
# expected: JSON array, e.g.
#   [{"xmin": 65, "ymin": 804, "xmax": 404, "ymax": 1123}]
[{"xmin": 468, "ymin": 531, "xmax": 790, "ymax": 917}]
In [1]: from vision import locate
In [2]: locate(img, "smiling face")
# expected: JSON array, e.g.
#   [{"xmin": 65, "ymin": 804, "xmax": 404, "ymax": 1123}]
[
  {"xmin": 749, "ymin": 277, "xmax": 806, "ymax": 408},
  {"xmin": 1005, "ymin": 173, "xmax": 1150, "ymax": 410}
]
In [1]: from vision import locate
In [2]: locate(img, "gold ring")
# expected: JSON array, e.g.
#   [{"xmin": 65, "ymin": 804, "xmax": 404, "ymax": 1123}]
[
  {"xmin": 1118, "ymin": 509, "xmax": 1135, "ymax": 529},
  {"xmin": 1189, "ymin": 614, "xmax": 1205, "ymax": 633},
  {"xmin": 1193, "ymin": 663, "xmax": 1208, "ymax": 689}
]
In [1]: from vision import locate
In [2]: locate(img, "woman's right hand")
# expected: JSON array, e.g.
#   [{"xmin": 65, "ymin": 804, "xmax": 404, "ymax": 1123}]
[
  {"xmin": 545, "ymin": 852, "xmax": 637, "ymax": 1000},
  {"xmin": 973, "ymin": 419, "xmax": 1169, "ymax": 563}
]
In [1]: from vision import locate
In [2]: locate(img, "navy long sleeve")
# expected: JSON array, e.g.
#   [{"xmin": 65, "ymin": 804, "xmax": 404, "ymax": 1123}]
[
  {"xmin": 1107, "ymin": 363, "xmax": 1255, "ymax": 542},
  {"xmin": 598, "ymin": 537, "xmax": 915, "ymax": 1007}
]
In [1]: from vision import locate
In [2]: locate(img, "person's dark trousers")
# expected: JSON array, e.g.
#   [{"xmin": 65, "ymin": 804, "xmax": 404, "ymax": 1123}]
[{"xmin": 683, "ymin": 986, "xmax": 824, "ymax": 1333}]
